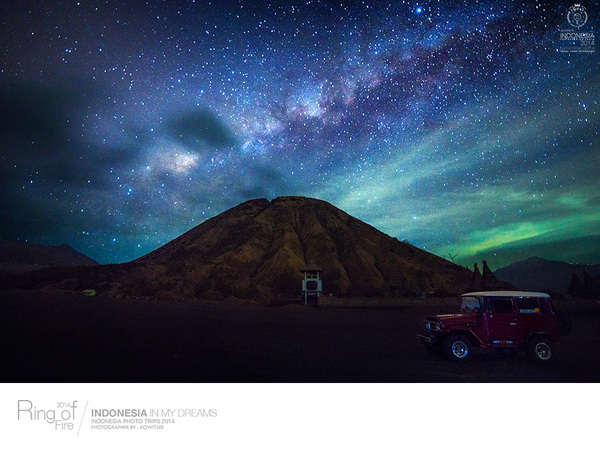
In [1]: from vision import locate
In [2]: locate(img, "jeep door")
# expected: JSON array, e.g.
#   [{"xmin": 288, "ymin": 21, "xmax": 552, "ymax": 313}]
[
  {"xmin": 483, "ymin": 297, "xmax": 521, "ymax": 346},
  {"xmin": 515, "ymin": 297, "xmax": 559, "ymax": 342}
]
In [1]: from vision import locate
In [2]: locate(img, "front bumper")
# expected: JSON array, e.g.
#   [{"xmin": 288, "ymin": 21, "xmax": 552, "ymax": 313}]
[
  {"xmin": 417, "ymin": 333, "xmax": 432, "ymax": 344},
  {"xmin": 417, "ymin": 333, "xmax": 441, "ymax": 347}
]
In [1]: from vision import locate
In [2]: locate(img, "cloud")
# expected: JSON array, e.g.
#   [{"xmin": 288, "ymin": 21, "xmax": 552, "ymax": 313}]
[
  {"xmin": 167, "ymin": 109, "xmax": 238, "ymax": 150},
  {"xmin": 234, "ymin": 165, "xmax": 292, "ymax": 199},
  {"xmin": 463, "ymin": 235, "xmax": 600, "ymax": 268},
  {"xmin": 0, "ymin": 79, "xmax": 145, "ymax": 251},
  {"xmin": 0, "ymin": 81, "xmax": 88, "ymax": 151},
  {"xmin": 309, "ymin": 79, "xmax": 600, "ymax": 268},
  {"xmin": 0, "ymin": 79, "xmax": 140, "ymax": 188}
]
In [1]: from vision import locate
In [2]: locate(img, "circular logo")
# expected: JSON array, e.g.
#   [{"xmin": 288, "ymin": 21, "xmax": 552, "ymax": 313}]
[{"xmin": 567, "ymin": 4, "xmax": 588, "ymax": 28}]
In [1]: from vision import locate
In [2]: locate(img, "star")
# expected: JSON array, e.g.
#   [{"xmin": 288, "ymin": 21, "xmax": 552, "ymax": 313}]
[{"xmin": 0, "ymin": 1, "xmax": 597, "ymax": 268}]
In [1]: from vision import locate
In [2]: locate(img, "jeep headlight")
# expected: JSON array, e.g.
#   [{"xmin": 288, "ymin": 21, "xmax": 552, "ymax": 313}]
[{"xmin": 426, "ymin": 320, "xmax": 442, "ymax": 331}]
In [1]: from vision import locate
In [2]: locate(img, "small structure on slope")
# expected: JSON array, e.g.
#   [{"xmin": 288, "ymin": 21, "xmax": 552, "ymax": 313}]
[{"xmin": 300, "ymin": 263, "xmax": 322, "ymax": 305}]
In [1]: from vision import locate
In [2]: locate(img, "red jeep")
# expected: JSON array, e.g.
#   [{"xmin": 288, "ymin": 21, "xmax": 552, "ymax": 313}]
[{"xmin": 418, "ymin": 291, "xmax": 571, "ymax": 363}]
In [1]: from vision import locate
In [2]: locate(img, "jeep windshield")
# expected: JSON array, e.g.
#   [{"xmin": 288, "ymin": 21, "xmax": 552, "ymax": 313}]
[{"xmin": 460, "ymin": 296, "xmax": 481, "ymax": 313}]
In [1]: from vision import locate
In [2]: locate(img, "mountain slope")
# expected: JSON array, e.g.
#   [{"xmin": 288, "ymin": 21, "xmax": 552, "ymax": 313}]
[
  {"xmin": 0, "ymin": 239, "xmax": 99, "ymax": 278},
  {"xmin": 124, "ymin": 196, "xmax": 472, "ymax": 299},
  {"xmin": 494, "ymin": 256, "xmax": 600, "ymax": 293}
]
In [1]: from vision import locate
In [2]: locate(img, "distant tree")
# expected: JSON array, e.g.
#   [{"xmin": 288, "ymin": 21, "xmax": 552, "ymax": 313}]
[{"xmin": 567, "ymin": 273, "xmax": 584, "ymax": 297}]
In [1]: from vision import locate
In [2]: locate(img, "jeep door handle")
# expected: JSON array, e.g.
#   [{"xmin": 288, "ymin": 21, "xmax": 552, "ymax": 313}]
[{"xmin": 510, "ymin": 323, "xmax": 517, "ymax": 326}]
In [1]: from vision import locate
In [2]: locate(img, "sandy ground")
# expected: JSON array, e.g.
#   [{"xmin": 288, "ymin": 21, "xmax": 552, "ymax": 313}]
[{"xmin": 1, "ymin": 290, "xmax": 599, "ymax": 382}]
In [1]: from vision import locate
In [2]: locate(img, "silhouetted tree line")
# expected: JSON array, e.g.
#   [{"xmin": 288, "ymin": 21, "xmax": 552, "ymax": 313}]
[{"xmin": 567, "ymin": 272, "xmax": 600, "ymax": 299}]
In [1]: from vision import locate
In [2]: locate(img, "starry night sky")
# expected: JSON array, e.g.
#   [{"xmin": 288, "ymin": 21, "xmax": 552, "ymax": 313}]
[{"xmin": 1, "ymin": 0, "xmax": 598, "ymax": 267}]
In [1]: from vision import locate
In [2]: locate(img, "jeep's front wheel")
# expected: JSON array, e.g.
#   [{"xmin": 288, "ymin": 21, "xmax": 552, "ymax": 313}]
[
  {"xmin": 528, "ymin": 336, "xmax": 553, "ymax": 363},
  {"xmin": 443, "ymin": 334, "xmax": 472, "ymax": 362}
]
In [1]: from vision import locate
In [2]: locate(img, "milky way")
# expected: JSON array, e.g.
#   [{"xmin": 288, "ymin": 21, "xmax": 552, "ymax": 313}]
[{"xmin": 1, "ymin": 0, "xmax": 598, "ymax": 267}]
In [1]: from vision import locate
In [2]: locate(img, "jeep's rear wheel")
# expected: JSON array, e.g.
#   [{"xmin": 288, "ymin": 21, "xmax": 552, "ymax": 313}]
[
  {"xmin": 443, "ymin": 334, "xmax": 472, "ymax": 362},
  {"xmin": 528, "ymin": 337, "xmax": 553, "ymax": 363}
]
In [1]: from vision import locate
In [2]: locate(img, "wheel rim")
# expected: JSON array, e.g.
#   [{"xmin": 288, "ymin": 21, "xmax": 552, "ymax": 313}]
[
  {"xmin": 451, "ymin": 340, "xmax": 469, "ymax": 358},
  {"xmin": 535, "ymin": 342, "xmax": 552, "ymax": 360}
]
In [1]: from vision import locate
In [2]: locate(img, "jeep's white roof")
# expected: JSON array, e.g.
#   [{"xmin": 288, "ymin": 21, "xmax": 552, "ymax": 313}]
[{"xmin": 462, "ymin": 291, "xmax": 550, "ymax": 298}]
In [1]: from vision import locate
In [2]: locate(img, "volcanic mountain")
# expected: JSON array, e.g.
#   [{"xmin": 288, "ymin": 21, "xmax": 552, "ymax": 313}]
[
  {"xmin": 0, "ymin": 239, "xmax": 99, "ymax": 279},
  {"xmin": 3, "ymin": 197, "xmax": 472, "ymax": 300}
]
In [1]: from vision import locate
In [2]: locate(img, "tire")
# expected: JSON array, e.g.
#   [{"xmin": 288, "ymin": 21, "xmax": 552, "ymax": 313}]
[
  {"xmin": 443, "ymin": 334, "xmax": 473, "ymax": 362},
  {"xmin": 528, "ymin": 336, "xmax": 554, "ymax": 363},
  {"xmin": 496, "ymin": 347, "xmax": 518, "ymax": 356}
]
